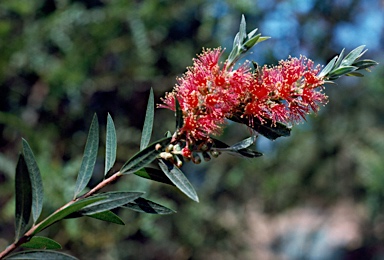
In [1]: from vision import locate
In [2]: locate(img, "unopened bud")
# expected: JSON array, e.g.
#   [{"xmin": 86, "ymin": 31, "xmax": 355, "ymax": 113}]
[
  {"xmin": 200, "ymin": 144, "xmax": 209, "ymax": 152},
  {"xmin": 175, "ymin": 155, "xmax": 183, "ymax": 168},
  {"xmin": 192, "ymin": 153, "xmax": 201, "ymax": 164},
  {"xmin": 173, "ymin": 144, "xmax": 182, "ymax": 152},
  {"xmin": 202, "ymin": 152, "xmax": 211, "ymax": 162},
  {"xmin": 166, "ymin": 144, "xmax": 174, "ymax": 153},
  {"xmin": 210, "ymin": 150, "xmax": 221, "ymax": 158},
  {"xmin": 159, "ymin": 152, "xmax": 173, "ymax": 160}
]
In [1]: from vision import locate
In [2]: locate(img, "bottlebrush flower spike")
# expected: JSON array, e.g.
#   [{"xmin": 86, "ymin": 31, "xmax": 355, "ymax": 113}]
[
  {"xmin": 241, "ymin": 56, "xmax": 327, "ymax": 125},
  {"xmin": 159, "ymin": 48, "xmax": 254, "ymax": 147}
]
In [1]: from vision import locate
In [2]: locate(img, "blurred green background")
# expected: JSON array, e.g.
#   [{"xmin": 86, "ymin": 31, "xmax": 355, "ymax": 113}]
[{"xmin": 0, "ymin": 0, "xmax": 383, "ymax": 259}]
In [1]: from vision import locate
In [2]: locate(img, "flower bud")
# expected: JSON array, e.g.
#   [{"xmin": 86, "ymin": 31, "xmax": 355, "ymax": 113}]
[{"xmin": 192, "ymin": 152, "xmax": 201, "ymax": 164}]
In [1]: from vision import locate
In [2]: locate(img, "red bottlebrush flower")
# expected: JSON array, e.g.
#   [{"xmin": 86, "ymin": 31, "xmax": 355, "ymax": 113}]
[
  {"xmin": 159, "ymin": 48, "xmax": 254, "ymax": 147},
  {"xmin": 160, "ymin": 49, "xmax": 327, "ymax": 158},
  {"xmin": 242, "ymin": 56, "xmax": 327, "ymax": 125}
]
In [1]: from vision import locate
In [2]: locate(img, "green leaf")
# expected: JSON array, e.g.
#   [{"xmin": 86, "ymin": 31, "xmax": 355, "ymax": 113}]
[
  {"xmin": 243, "ymin": 34, "xmax": 261, "ymax": 50},
  {"xmin": 65, "ymin": 210, "xmax": 125, "ymax": 225},
  {"xmin": 318, "ymin": 55, "xmax": 338, "ymax": 78},
  {"xmin": 73, "ymin": 114, "xmax": 99, "ymax": 198},
  {"xmin": 4, "ymin": 250, "xmax": 78, "ymax": 260},
  {"xmin": 255, "ymin": 36, "xmax": 270, "ymax": 44},
  {"xmin": 341, "ymin": 45, "xmax": 366, "ymax": 66},
  {"xmin": 75, "ymin": 191, "xmax": 144, "ymax": 215},
  {"xmin": 140, "ymin": 88, "xmax": 154, "ymax": 150},
  {"xmin": 21, "ymin": 236, "xmax": 61, "ymax": 249},
  {"xmin": 158, "ymin": 159, "xmax": 199, "ymax": 202},
  {"xmin": 15, "ymin": 154, "xmax": 32, "ymax": 240},
  {"xmin": 353, "ymin": 59, "xmax": 379, "ymax": 70},
  {"xmin": 211, "ymin": 138, "xmax": 262, "ymax": 158},
  {"xmin": 231, "ymin": 136, "xmax": 256, "ymax": 150},
  {"xmin": 238, "ymin": 14, "xmax": 247, "ymax": 43},
  {"xmin": 22, "ymin": 139, "xmax": 44, "ymax": 224},
  {"xmin": 247, "ymin": 28, "xmax": 258, "ymax": 39},
  {"xmin": 134, "ymin": 167, "xmax": 175, "ymax": 185},
  {"xmin": 123, "ymin": 197, "xmax": 176, "ymax": 214},
  {"xmin": 120, "ymin": 137, "xmax": 172, "ymax": 175},
  {"xmin": 33, "ymin": 196, "xmax": 105, "ymax": 235},
  {"xmin": 236, "ymin": 149, "xmax": 263, "ymax": 158},
  {"xmin": 228, "ymin": 32, "xmax": 240, "ymax": 64},
  {"xmin": 329, "ymin": 66, "xmax": 358, "ymax": 78},
  {"xmin": 229, "ymin": 114, "xmax": 291, "ymax": 140},
  {"xmin": 175, "ymin": 98, "xmax": 183, "ymax": 130},
  {"xmin": 104, "ymin": 113, "xmax": 117, "ymax": 176},
  {"xmin": 334, "ymin": 48, "xmax": 345, "ymax": 68},
  {"xmin": 87, "ymin": 211, "xmax": 125, "ymax": 225},
  {"xmin": 346, "ymin": 72, "xmax": 364, "ymax": 77}
]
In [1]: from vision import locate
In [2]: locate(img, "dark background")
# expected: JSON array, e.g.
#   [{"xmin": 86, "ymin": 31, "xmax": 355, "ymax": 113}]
[{"xmin": 0, "ymin": 0, "xmax": 383, "ymax": 259}]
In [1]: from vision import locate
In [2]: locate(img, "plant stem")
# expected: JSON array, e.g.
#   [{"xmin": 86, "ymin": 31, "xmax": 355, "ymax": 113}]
[{"xmin": 0, "ymin": 171, "xmax": 123, "ymax": 259}]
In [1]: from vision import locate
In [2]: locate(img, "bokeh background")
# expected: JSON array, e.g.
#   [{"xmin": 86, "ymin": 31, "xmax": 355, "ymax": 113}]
[{"xmin": 0, "ymin": 0, "xmax": 383, "ymax": 259}]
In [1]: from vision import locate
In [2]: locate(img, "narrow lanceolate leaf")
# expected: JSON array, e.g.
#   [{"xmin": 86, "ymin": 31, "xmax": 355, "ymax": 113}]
[
  {"xmin": 211, "ymin": 138, "xmax": 262, "ymax": 158},
  {"xmin": 33, "ymin": 196, "xmax": 105, "ymax": 235},
  {"xmin": 230, "ymin": 136, "xmax": 257, "ymax": 150},
  {"xmin": 175, "ymin": 98, "xmax": 183, "ymax": 130},
  {"xmin": 104, "ymin": 113, "xmax": 117, "ymax": 176},
  {"xmin": 73, "ymin": 114, "xmax": 99, "ymax": 198},
  {"xmin": 328, "ymin": 66, "xmax": 358, "ymax": 80},
  {"xmin": 243, "ymin": 33, "xmax": 261, "ymax": 50},
  {"xmin": 65, "ymin": 210, "xmax": 125, "ymax": 225},
  {"xmin": 318, "ymin": 55, "xmax": 338, "ymax": 78},
  {"xmin": 238, "ymin": 14, "xmax": 247, "ymax": 43},
  {"xmin": 134, "ymin": 167, "xmax": 175, "ymax": 186},
  {"xmin": 140, "ymin": 88, "xmax": 154, "ymax": 150},
  {"xmin": 229, "ymin": 114, "xmax": 291, "ymax": 140},
  {"xmin": 15, "ymin": 154, "xmax": 32, "ymax": 241},
  {"xmin": 75, "ymin": 191, "xmax": 144, "ymax": 215},
  {"xmin": 21, "ymin": 236, "xmax": 62, "ymax": 250},
  {"xmin": 120, "ymin": 137, "xmax": 172, "ymax": 175},
  {"xmin": 334, "ymin": 48, "xmax": 345, "ymax": 68},
  {"xmin": 353, "ymin": 59, "xmax": 379, "ymax": 70},
  {"xmin": 87, "ymin": 211, "xmax": 125, "ymax": 225},
  {"xmin": 158, "ymin": 159, "xmax": 199, "ymax": 202},
  {"xmin": 22, "ymin": 139, "xmax": 44, "ymax": 224},
  {"xmin": 5, "ymin": 250, "xmax": 78, "ymax": 260},
  {"xmin": 341, "ymin": 45, "xmax": 366, "ymax": 66},
  {"xmin": 123, "ymin": 197, "xmax": 176, "ymax": 215}
]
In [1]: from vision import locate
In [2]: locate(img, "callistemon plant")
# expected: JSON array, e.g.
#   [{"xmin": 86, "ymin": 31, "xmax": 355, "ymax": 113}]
[
  {"xmin": 158, "ymin": 16, "xmax": 377, "ymax": 167},
  {"xmin": 0, "ymin": 16, "xmax": 377, "ymax": 260}
]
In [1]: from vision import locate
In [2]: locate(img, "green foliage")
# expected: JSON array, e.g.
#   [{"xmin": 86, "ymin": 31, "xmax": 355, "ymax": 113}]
[
  {"xmin": 211, "ymin": 136, "xmax": 262, "ymax": 158},
  {"xmin": 140, "ymin": 88, "xmax": 154, "ymax": 151},
  {"xmin": 123, "ymin": 197, "xmax": 176, "ymax": 215},
  {"xmin": 86, "ymin": 211, "xmax": 125, "ymax": 225},
  {"xmin": 158, "ymin": 159, "xmax": 199, "ymax": 202},
  {"xmin": 120, "ymin": 137, "xmax": 172, "ymax": 175},
  {"xmin": 5, "ymin": 250, "xmax": 78, "ymax": 260},
  {"xmin": 14, "ymin": 154, "xmax": 32, "ymax": 241},
  {"xmin": 229, "ymin": 114, "xmax": 291, "ymax": 140},
  {"xmin": 227, "ymin": 15, "xmax": 270, "ymax": 68},
  {"xmin": 134, "ymin": 167, "xmax": 175, "ymax": 186},
  {"xmin": 74, "ymin": 192, "xmax": 144, "ymax": 216},
  {"xmin": 175, "ymin": 98, "xmax": 184, "ymax": 131},
  {"xmin": 319, "ymin": 45, "xmax": 378, "ymax": 80},
  {"xmin": 73, "ymin": 114, "xmax": 99, "ymax": 198},
  {"xmin": 22, "ymin": 139, "xmax": 44, "ymax": 224},
  {"xmin": 32, "ymin": 196, "xmax": 105, "ymax": 235},
  {"xmin": 104, "ymin": 113, "xmax": 117, "ymax": 176},
  {"xmin": 21, "ymin": 236, "xmax": 62, "ymax": 250}
]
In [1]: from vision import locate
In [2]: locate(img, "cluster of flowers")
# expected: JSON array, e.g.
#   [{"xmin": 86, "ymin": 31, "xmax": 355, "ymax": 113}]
[{"xmin": 159, "ymin": 48, "xmax": 327, "ymax": 158}]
